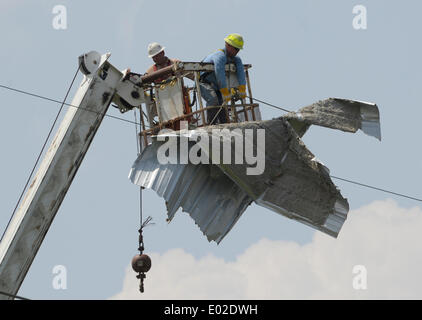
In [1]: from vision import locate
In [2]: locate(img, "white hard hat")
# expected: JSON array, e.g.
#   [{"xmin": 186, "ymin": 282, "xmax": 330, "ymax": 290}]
[{"xmin": 147, "ymin": 42, "xmax": 165, "ymax": 58}]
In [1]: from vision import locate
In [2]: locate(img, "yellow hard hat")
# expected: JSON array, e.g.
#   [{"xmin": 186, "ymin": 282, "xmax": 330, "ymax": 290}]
[{"xmin": 224, "ymin": 33, "xmax": 244, "ymax": 50}]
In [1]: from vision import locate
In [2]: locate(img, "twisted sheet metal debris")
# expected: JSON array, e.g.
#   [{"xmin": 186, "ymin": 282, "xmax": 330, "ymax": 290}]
[
  {"xmin": 128, "ymin": 97, "xmax": 380, "ymax": 241},
  {"xmin": 284, "ymin": 98, "xmax": 381, "ymax": 140}
]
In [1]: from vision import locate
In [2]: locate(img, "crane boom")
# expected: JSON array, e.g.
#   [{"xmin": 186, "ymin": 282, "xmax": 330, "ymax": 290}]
[{"xmin": 0, "ymin": 51, "xmax": 144, "ymax": 299}]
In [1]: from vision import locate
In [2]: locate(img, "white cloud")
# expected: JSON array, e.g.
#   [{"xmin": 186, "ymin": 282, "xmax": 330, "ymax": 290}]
[{"xmin": 110, "ymin": 199, "xmax": 422, "ymax": 299}]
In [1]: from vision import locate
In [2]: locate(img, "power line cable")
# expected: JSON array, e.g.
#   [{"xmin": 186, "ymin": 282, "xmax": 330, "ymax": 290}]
[
  {"xmin": 247, "ymin": 96, "xmax": 292, "ymax": 113},
  {"xmin": 0, "ymin": 84, "xmax": 141, "ymax": 126},
  {"xmin": 134, "ymin": 108, "xmax": 140, "ymax": 155},
  {"xmin": 1, "ymin": 82, "xmax": 421, "ymax": 204},
  {"xmin": 0, "ymin": 290, "xmax": 30, "ymax": 300},
  {"xmin": 331, "ymin": 176, "xmax": 422, "ymax": 203},
  {"xmin": 248, "ymin": 96, "xmax": 422, "ymax": 203},
  {"xmin": 133, "ymin": 109, "xmax": 143, "ymax": 226}
]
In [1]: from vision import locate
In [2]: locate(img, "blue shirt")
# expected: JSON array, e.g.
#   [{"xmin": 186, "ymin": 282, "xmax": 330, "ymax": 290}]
[{"xmin": 201, "ymin": 48, "xmax": 246, "ymax": 90}]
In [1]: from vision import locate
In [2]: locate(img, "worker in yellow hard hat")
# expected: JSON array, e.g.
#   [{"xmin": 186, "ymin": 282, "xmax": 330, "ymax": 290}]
[{"xmin": 199, "ymin": 33, "xmax": 247, "ymax": 124}]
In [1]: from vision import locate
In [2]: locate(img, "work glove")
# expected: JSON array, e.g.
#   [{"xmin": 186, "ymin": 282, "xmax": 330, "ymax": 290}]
[
  {"xmin": 237, "ymin": 84, "xmax": 247, "ymax": 99},
  {"xmin": 230, "ymin": 85, "xmax": 247, "ymax": 101},
  {"xmin": 220, "ymin": 87, "xmax": 231, "ymax": 104}
]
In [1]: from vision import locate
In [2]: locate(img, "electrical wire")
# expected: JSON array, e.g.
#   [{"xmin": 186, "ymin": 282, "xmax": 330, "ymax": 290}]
[
  {"xmin": 134, "ymin": 109, "xmax": 140, "ymax": 155},
  {"xmin": 0, "ymin": 290, "xmax": 30, "ymax": 300},
  {"xmin": 0, "ymin": 84, "xmax": 141, "ymax": 126},
  {"xmin": 1, "ymin": 82, "xmax": 422, "ymax": 204},
  {"xmin": 246, "ymin": 95, "xmax": 422, "ymax": 202},
  {"xmin": 134, "ymin": 108, "xmax": 143, "ymax": 226},
  {"xmin": 331, "ymin": 176, "xmax": 422, "ymax": 203},
  {"xmin": 247, "ymin": 95, "xmax": 292, "ymax": 113}
]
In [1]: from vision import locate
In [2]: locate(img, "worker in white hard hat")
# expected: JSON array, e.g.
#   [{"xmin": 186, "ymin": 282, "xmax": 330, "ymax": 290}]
[
  {"xmin": 199, "ymin": 33, "xmax": 247, "ymax": 124},
  {"xmin": 145, "ymin": 42, "xmax": 194, "ymax": 130},
  {"xmin": 145, "ymin": 42, "xmax": 180, "ymax": 83}
]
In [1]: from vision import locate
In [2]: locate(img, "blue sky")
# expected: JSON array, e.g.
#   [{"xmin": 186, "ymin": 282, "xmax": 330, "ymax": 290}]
[{"xmin": 1, "ymin": 0, "xmax": 422, "ymax": 299}]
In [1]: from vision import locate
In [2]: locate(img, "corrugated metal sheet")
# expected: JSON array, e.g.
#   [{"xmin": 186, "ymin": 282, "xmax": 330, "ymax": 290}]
[
  {"xmin": 129, "ymin": 142, "xmax": 252, "ymax": 243},
  {"xmin": 128, "ymin": 98, "xmax": 382, "ymax": 243},
  {"xmin": 358, "ymin": 101, "xmax": 381, "ymax": 140},
  {"xmin": 129, "ymin": 117, "xmax": 352, "ymax": 242},
  {"xmin": 285, "ymin": 98, "xmax": 381, "ymax": 140},
  {"xmin": 322, "ymin": 200, "xmax": 349, "ymax": 237}
]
